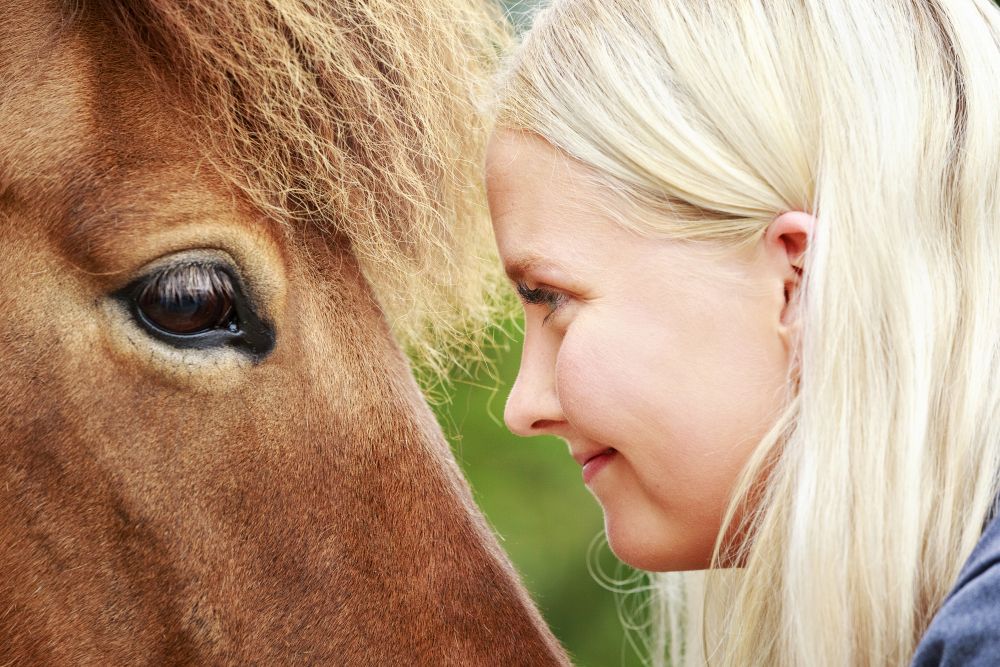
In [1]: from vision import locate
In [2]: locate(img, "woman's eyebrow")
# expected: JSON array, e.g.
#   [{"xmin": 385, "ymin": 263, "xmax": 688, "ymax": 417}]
[{"xmin": 504, "ymin": 255, "xmax": 559, "ymax": 283}]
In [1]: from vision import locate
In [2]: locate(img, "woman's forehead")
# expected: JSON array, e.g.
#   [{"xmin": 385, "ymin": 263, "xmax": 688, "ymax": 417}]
[
  {"xmin": 488, "ymin": 139, "xmax": 610, "ymax": 251},
  {"xmin": 487, "ymin": 131, "xmax": 754, "ymax": 292},
  {"xmin": 486, "ymin": 132, "xmax": 613, "ymax": 231},
  {"xmin": 486, "ymin": 131, "xmax": 593, "ymax": 190}
]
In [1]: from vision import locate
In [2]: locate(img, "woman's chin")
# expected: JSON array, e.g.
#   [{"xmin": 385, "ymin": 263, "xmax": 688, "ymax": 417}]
[{"xmin": 603, "ymin": 512, "xmax": 713, "ymax": 572}]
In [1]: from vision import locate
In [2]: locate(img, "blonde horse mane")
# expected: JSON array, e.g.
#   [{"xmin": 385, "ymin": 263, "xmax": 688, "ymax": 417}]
[{"xmin": 79, "ymin": 0, "xmax": 512, "ymax": 384}]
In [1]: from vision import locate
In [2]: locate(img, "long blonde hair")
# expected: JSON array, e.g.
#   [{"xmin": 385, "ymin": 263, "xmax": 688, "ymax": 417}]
[{"xmin": 495, "ymin": 0, "xmax": 1000, "ymax": 664}]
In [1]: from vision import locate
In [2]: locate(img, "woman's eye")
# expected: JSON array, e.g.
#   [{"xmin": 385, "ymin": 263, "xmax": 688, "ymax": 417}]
[
  {"xmin": 133, "ymin": 264, "xmax": 237, "ymax": 336},
  {"xmin": 516, "ymin": 281, "xmax": 567, "ymax": 322}
]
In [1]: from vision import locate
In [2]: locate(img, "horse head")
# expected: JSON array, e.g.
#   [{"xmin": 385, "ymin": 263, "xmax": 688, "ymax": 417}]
[{"xmin": 0, "ymin": 0, "xmax": 569, "ymax": 663}]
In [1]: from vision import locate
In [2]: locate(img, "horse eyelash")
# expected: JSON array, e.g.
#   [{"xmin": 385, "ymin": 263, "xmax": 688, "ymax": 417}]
[{"xmin": 139, "ymin": 263, "xmax": 235, "ymax": 305}]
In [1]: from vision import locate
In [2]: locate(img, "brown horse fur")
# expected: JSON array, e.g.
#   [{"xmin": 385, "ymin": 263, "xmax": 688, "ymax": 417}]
[{"xmin": 0, "ymin": 0, "xmax": 570, "ymax": 664}]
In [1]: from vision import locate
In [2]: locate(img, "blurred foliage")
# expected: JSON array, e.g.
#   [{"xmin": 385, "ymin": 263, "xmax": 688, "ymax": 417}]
[{"xmin": 434, "ymin": 318, "xmax": 644, "ymax": 667}]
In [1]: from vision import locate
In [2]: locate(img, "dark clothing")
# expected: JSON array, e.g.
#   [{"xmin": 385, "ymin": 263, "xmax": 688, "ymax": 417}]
[{"xmin": 910, "ymin": 508, "xmax": 1000, "ymax": 666}]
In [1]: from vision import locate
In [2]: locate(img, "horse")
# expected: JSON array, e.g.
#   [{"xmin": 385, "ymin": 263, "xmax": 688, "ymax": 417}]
[{"xmin": 0, "ymin": 0, "xmax": 570, "ymax": 663}]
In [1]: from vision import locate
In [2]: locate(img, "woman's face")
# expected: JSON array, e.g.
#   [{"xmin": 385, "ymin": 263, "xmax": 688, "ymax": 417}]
[{"xmin": 486, "ymin": 131, "xmax": 805, "ymax": 571}]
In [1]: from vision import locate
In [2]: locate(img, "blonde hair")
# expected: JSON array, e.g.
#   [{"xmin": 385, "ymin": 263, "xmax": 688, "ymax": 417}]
[{"xmin": 495, "ymin": 0, "xmax": 1000, "ymax": 664}]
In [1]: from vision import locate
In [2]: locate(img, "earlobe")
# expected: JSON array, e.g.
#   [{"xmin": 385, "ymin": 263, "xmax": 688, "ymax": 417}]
[
  {"xmin": 769, "ymin": 210, "xmax": 815, "ymax": 352},
  {"xmin": 778, "ymin": 314, "xmax": 802, "ymax": 353}
]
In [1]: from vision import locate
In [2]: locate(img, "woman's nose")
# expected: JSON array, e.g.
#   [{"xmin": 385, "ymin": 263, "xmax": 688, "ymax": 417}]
[{"xmin": 504, "ymin": 332, "xmax": 565, "ymax": 437}]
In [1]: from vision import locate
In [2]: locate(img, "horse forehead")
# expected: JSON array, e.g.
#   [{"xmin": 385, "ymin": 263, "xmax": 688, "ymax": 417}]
[
  {"xmin": 1, "ymin": 3, "xmax": 192, "ymax": 202},
  {"xmin": 0, "ymin": 2, "xmax": 276, "ymax": 265},
  {"xmin": 0, "ymin": 4, "xmax": 93, "ymax": 195}
]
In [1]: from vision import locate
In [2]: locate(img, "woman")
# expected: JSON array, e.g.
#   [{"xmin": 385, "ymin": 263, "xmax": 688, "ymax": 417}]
[{"xmin": 485, "ymin": 0, "xmax": 1000, "ymax": 664}]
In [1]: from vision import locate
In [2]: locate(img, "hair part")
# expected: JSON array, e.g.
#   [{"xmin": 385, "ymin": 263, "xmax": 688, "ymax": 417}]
[{"xmin": 497, "ymin": 0, "xmax": 1000, "ymax": 664}]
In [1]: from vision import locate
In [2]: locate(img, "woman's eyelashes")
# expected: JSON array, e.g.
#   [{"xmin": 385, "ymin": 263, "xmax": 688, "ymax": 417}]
[{"xmin": 516, "ymin": 281, "xmax": 567, "ymax": 323}]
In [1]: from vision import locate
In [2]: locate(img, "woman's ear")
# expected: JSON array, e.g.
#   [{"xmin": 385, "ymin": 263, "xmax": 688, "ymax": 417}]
[{"xmin": 766, "ymin": 210, "xmax": 815, "ymax": 351}]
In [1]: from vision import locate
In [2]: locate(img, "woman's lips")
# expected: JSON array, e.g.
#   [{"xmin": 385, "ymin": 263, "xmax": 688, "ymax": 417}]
[{"xmin": 581, "ymin": 448, "xmax": 617, "ymax": 484}]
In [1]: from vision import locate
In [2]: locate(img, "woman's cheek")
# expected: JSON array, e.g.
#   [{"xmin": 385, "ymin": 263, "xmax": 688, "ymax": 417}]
[
  {"xmin": 554, "ymin": 326, "xmax": 647, "ymax": 439},
  {"xmin": 553, "ymin": 327, "xmax": 610, "ymax": 427}
]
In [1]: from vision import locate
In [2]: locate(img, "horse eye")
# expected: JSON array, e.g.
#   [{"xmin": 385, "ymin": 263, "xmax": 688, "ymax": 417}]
[{"xmin": 134, "ymin": 264, "xmax": 237, "ymax": 336}]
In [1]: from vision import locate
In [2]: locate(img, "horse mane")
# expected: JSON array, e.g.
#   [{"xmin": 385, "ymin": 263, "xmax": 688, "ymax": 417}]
[{"xmin": 72, "ymin": 0, "xmax": 512, "ymax": 384}]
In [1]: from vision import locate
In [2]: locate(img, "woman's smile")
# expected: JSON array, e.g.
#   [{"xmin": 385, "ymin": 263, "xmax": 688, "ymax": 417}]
[{"xmin": 577, "ymin": 448, "xmax": 618, "ymax": 485}]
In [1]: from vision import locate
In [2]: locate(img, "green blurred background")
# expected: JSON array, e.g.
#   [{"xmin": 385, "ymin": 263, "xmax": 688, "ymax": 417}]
[{"xmin": 429, "ymin": 4, "xmax": 648, "ymax": 666}]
